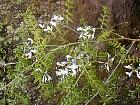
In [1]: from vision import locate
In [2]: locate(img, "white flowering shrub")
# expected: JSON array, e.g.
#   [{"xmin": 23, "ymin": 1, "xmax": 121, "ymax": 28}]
[{"xmin": 0, "ymin": 1, "xmax": 140, "ymax": 105}]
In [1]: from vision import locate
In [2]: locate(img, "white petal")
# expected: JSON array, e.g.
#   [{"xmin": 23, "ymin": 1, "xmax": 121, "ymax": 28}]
[
  {"xmin": 61, "ymin": 69, "xmax": 68, "ymax": 75},
  {"xmin": 110, "ymin": 58, "xmax": 114, "ymax": 62},
  {"xmin": 124, "ymin": 65, "xmax": 133, "ymax": 69},
  {"xmin": 27, "ymin": 38, "xmax": 33, "ymax": 45},
  {"xmin": 66, "ymin": 55, "xmax": 71, "ymax": 61},
  {"xmin": 42, "ymin": 75, "xmax": 47, "ymax": 83},
  {"xmin": 77, "ymin": 27, "xmax": 83, "ymax": 31},
  {"xmin": 44, "ymin": 26, "xmax": 53, "ymax": 32},
  {"xmin": 56, "ymin": 69, "xmax": 68, "ymax": 76},
  {"xmin": 50, "ymin": 21, "xmax": 57, "ymax": 26},
  {"xmin": 61, "ymin": 61, "xmax": 67, "ymax": 66},
  {"xmin": 47, "ymin": 75, "xmax": 52, "ymax": 81},
  {"xmin": 25, "ymin": 52, "xmax": 32, "ymax": 58},
  {"xmin": 91, "ymin": 33, "xmax": 95, "ymax": 39},
  {"xmin": 106, "ymin": 64, "xmax": 110, "ymax": 71},
  {"xmin": 52, "ymin": 15, "xmax": 59, "ymax": 20},
  {"xmin": 71, "ymin": 69, "xmax": 77, "ymax": 76},
  {"xmin": 31, "ymin": 49, "xmax": 37, "ymax": 53},
  {"xmin": 58, "ymin": 15, "xmax": 64, "ymax": 21},
  {"xmin": 39, "ymin": 24, "xmax": 44, "ymax": 28},
  {"xmin": 68, "ymin": 64, "xmax": 78, "ymax": 70},
  {"xmin": 71, "ymin": 59, "xmax": 77, "ymax": 65},
  {"xmin": 92, "ymin": 28, "xmax": 96, "ymax": 32},
  {"xmin": 35, "ymin": 68, "xmax": 42, "ymax": 72},
  {"xmin": 56, "ymin": 71, "xmax": 61, "ymax": 76},
  {"xmin": 42, "ymin": 72, "xmax": 52, "ymax": 83},
  {"xmin": 98, "ymin": 61, "xmax": 104, "ymax": 64},
  {"xmin": 107, "ymin": 53, "xmax": 111, "ymax": 59},
  {"xmin": 125, "ymin": 71, "xmax": 133, "ymax": 77},
  {"xmin": 56, "ymin": 62, "xmax": 66, "ymax": 67},
  {"xmin": 56, "ymin": 62, "xmax": 62, "ymax": 66},
  {"xmin": 136, "ymin": 71, "xmax": 140, "ymax": 79}
]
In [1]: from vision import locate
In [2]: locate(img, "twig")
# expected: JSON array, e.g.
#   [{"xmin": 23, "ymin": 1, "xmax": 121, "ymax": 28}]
[
  {"xmin": 0, "ymin": 61, "xmax": 16, "ymax": 67},
  {"xmin": 106, "ymin": 38, "xmax": 140, "ymax": 42}
]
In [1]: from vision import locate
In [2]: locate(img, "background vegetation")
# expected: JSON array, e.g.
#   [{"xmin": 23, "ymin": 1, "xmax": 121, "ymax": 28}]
[{"xmin": 0, "ymin": 0, "xmax": 140, "ymax": 105}]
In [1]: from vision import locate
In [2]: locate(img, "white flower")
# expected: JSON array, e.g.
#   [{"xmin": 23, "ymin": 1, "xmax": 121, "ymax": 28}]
[
  {"xmin": 25, "ymin": 49, "xmax": 37, "ymax": 59},
  {"xmin": 51, "ymin": 15, "xmax": 59, "ymax": 21},
  {"xmin": 125, "ymin": 71, "xmax": 133, "ymax": 77},
  {"xmin": 31, "ymin": 49, "xmax": 37, "ymax": 53},
  {"xmin": 77, "ymin": 27, "xmax": 83, "ymax": 31},
  {"xmin": 124, "ymin": 64, "xmax": 140, "ymax": 79},
  {"xmin": 56, "ymin": 55, "xmax": 81, "ymax": 80},
  {"xmin": 67, "ymin": 59, "xmax": 79, "ymax": 76},
  {"xmin": 20, "ymin": 22, "xmax": 24, "ymax": 26},
  {"xmin": 105, "ymin": 63, "xmax": 110, "ymax": 72},
  {"xmin": 42, "ymin": 73, "xmax": 52, "ymax": 83},
  {"xmin": 51, "ymin": 15, "xmax": 64, "ymax": 21},
  {"xmin": 68, "ymin": 64, "xmax": 78, "ymax": 70},
  {"xmin": 25, "ymin": 52, "xmax": 32, "ymax": 58},
  {"xmin": 77, "ymin": 26, "xmax": 96, "ymax": 40},
  {"xmin": 137, "ymin": 64, "xmax": 140, "ymax": 69},
  {"xmin": 136, "ymin": 71, "xmax": 140, "ymax": 79},
  {"xmin": 56, "ymin": 69, "xmax": 68, "ymax": 76},
  {"xmin": 43, "ymin": 26, "xmax": 53, "ymax": 32},
  {"xmin": 50, "ymin": 21, "xmax": 57, "ymax": 27},
  {"xmin": 79, "ymin": 34, "xmax": 86, "ymax": 40},
  {"xmin": 39, "ymin": 24, "xmax": 44, "ymax": 29},
  {"xmin": 56, "ymin": 68, "xmax": 69, "ymax": 80},
  {"xmin": 71, "ymin": 69, "xmax": 77, "ymax": 76},
  {"xmin": 26, "ymin": 38, "xmax": 33, "ymax": 46},
  {"xmin": 124, "ymin": 64, "xmax": 133, "ymax": 69},
  {"xmin": 110, "ymin": 58, "xmax": 114, "ymax": 62},
  {"xmin": 98, "ymin": 53, "xmax": 114, "ymax": 72},
  {"xmin": 50, "ymin": 15, "xmax": 64, "ymax": 26},
  {"xmin": 56, "ymin": 61, "xmax": 67, "ymax": 67},
  {"xmin": 125, "ymin": 70, "xmax": 140, "ymax": 79},
  {"xmin": 107, "ymin": 53, "xmax": 111, "ymax": 59},
  {"xmin": 92, "ymin": 28, "xmax": 96, "ymax": 32},
  {"xmin": 66, "ymin": 55, "xmax": 72, "ymax": 61},
  {"xmin": 58, "ymin": 15, "xmax": 64, "ymax": 21}
]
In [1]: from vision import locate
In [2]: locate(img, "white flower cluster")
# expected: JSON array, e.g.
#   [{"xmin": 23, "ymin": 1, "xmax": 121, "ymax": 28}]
[
  {"xmin": 38, "ymin": 15, "xmax": 64, "ymax": 32},
  {"xmin": 124, "ymin": 64, "xmax": 140, "ymax": 79},
  {"xmin": 77, "ymin": 26, "xmax": 96, "ymax": 40},
  {"xmin": 25, "ymin": 38, "xmax": 37, "ymax": 59},
  {"xmin": 56, "ymin": 55, "xmax": 81, "ymax": 80}
]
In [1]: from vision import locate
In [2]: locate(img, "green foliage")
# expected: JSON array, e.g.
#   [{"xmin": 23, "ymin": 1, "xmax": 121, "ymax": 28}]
[
  {"xmin": 0, "ymin": 1, "xmax": 140, "ymax": 105},
  {"xmin": 64, "ymin": 0, "xmax": 74, "ymax": 23}
]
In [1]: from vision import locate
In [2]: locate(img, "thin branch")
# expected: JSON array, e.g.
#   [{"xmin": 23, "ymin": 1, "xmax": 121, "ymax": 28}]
[
  {"xmin": 106, "ymin": 38, "xmax": 140, "ymax": 42},
  {"xmin": 0, "ymin": 61, "xmax": 16, "ymax": 67},
  {"xmin": 64, "ymin": 26, "xmax": 80, "ymax": 35}
]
